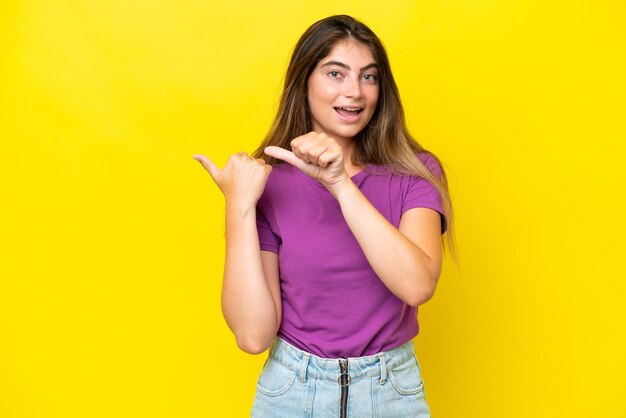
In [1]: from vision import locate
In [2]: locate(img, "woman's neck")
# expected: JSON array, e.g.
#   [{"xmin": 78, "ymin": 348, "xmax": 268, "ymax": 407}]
[{"xmin": 334, "ymin": 136, "xmax": 363, "ymax": 177}]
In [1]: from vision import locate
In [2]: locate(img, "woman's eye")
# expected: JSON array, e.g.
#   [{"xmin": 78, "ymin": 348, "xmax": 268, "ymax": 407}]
[
  {"xmin": 328, "ymin": 71, "xmax": 341, "ymax": 78},
  {"xmin": 362, "ymin": 74, "xmax": 378, "ymax": 83}
]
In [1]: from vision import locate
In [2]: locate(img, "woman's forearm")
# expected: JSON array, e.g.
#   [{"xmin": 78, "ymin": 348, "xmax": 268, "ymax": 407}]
[
  {"xmin": 262, "ymin": 136, "xmax": 442, "ymax": 306},
  {"xmin": 333, "ymin": 180, "xmax": 441, "ymax": 307},
  {"xmin": 221, "ymin": 203, "xmax": 280, "ymax": 354}
]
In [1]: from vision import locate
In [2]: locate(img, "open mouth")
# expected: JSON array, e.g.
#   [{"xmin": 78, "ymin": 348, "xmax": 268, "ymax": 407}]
[{"xmin": 334, "ymin": 107, "xmax": 363, "ymax": 116}]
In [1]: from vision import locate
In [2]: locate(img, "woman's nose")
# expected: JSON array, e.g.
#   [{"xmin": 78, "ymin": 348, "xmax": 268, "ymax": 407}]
[{"xmin": 342, "ymin": 76, "xmax": 362, "ymax": 98}]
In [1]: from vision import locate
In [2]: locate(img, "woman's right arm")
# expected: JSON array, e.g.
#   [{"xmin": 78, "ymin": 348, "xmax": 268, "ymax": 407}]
[{"xmin": 194, "ymin": 153, "xmax": 281, "ymax": 354}]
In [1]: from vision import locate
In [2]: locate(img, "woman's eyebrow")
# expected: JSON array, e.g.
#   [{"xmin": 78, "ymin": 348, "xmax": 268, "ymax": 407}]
[{"xmin": 320, "ymin": 61, "xmax": 379, "ymax": 71}]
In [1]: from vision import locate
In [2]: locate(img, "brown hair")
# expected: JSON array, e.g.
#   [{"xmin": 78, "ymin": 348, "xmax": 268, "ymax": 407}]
[{"xmin": 253, "ymin": 15, "xmax": 456, "ymax": 257}]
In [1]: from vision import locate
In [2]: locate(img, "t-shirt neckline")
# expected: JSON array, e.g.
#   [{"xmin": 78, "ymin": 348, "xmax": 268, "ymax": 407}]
[{"xmin": 288, "ymin": 163, "xmax": 370, "ymax": 188}]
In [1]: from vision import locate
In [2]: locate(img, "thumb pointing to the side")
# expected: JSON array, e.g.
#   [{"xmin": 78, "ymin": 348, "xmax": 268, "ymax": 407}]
[
  {"xmin": 193, "ymin": 154, "xmax": 221, "ymax": 180},
  {"xmin": 264, "ymin": 146, "xmax": 309, "ymax": 172}
]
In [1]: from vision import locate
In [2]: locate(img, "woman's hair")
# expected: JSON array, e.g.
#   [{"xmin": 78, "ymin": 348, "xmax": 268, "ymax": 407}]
[{"xmin": 253, "ymin": 14, "xmax": 456, "ymax": 257}]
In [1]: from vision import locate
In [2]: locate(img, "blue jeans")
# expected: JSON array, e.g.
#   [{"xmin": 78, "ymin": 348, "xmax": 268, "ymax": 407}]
[{"xmin": 251, "ymin": 338, "xmax": 431, "ymax": 417}]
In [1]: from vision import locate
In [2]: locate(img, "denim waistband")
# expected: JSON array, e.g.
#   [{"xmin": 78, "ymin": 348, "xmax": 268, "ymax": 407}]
[{"xmin": 268, "ymin": 338, "xmax": 416, "ymax": 385}]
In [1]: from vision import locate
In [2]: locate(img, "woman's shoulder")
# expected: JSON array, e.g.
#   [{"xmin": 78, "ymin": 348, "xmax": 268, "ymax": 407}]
[
  {"xmin": 265, "ymin": 162, "xmax": 318, "ymax": 191},
  {"xmin": 266, "ymin": 161, "xmax": 297, "ymax": 180},
  {"xmin": 365, "ymin": 151, "xmax": 442, "ymax": 179},
  {"xmin": 417, "ymin": 151, "xmax": 443, "ymax": 177}
]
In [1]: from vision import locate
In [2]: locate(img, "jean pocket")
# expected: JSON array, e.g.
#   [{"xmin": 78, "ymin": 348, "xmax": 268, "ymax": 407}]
[
  {"xmin": 256, "ymin": 359, "xmax": 297, "ymax": 397},
  {"xmin": 388, "ymin": 355, "xmax": 425, "ymax": 396}
]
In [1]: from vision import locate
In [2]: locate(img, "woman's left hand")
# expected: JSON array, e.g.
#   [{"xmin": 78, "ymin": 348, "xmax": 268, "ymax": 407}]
[{"xmin": 264, "ymin": 131, "xmax": 349, "ymax": 195}]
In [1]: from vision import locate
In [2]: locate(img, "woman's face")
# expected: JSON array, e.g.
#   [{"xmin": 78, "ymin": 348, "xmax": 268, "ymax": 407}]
[{"xmin": 306, "ymin": 40, "xmax": 380, "ymax": 142}]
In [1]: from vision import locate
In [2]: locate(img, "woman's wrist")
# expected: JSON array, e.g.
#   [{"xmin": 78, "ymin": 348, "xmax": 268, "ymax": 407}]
[
  {"xmin": 225, "ymin": 199, "xmax": 257, "ymax": 217},
  {"xmin": 327, "ymin": 175, "xmax": 357, "ymax": 200}
]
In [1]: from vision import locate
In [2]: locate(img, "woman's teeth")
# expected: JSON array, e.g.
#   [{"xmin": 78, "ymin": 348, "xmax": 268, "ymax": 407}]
[{"xmin": 335, "ymin": 107, "xmax": 362, "ymax": 114}]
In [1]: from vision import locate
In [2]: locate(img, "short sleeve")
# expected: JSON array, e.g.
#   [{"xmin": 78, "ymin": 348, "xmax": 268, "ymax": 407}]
[
  {"xmin": 401, "ymin": 153, "xmax": 448, "ymax": 234},
  {"xmin": 256, "ymin": 205, "xmax": 280, "ymax": 253}
]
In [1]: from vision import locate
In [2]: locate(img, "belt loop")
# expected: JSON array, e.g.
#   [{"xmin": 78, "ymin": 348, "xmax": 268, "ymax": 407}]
[
  {"xmin": 299, "ymin": 352, "xmax": 310, "ymax": 383},
  {"xmin": 379, "ymin": 353, "xmax": 387, "ymax": 385}
]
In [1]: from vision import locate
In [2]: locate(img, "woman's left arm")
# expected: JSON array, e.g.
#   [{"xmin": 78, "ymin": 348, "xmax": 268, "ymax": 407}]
[
  {"xmin": 265, "ymin": 132, "xmax": 443, "ymax": 307},
  {"xmin": 333, "ymin": 181, "xmax": 442, "ymax": 307}
]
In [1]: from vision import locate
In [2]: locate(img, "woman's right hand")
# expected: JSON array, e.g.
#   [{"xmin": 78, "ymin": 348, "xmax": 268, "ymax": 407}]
[
  {"xmin": 194, "ymin": 152, "xmax": 279, "ymax": 354},
  {"xmin": 193, "ymin": 152, "xmax": 272, "ymax": 210}
]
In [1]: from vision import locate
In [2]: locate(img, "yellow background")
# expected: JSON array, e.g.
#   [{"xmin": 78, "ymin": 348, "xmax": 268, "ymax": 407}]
[{"xmin": 1, "ymin": 1, "xmax": 624, "ymax": 417}]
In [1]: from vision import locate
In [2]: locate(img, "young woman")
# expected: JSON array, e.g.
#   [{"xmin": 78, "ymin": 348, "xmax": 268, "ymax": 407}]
[{"xmin": 195, "ymin": 15, "xmax": 453, "ymax": 418}]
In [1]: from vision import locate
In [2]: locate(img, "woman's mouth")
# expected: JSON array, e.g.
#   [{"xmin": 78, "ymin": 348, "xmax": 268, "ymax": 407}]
[{"xmin": 334, "ymin": 107, "xmax": 363, "ymax": 120}]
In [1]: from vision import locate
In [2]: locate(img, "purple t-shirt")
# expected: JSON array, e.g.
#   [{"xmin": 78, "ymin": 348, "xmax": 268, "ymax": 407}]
[{"xmin": 256, "ymin": 154, "xmax": 446, "ymax": 358}]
